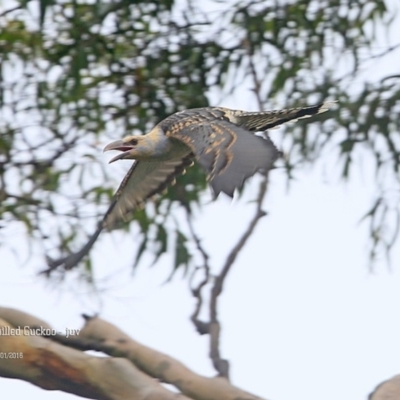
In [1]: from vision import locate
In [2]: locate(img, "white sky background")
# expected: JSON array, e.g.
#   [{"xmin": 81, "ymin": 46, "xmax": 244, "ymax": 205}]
[{"xmin": 1, "ymin": 1, "xmax": 400, "ymax": 399}]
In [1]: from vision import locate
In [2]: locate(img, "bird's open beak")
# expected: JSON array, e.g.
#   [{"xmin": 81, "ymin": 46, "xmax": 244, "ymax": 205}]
[{"xmin": 103, "ymin": 139, "xmax": 134, "ymax": 163}]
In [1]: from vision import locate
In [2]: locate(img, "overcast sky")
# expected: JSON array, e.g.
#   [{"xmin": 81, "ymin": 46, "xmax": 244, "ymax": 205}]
[{"xmin": 1, "ymin": 1, "xmax": 400, "ymax": 399}]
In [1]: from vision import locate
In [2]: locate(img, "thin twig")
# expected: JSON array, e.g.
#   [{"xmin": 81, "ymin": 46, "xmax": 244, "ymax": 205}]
[
  {"xmin": 208, "ymin": 178, "xmax": 268, "ymax": 379},
  {"xmin": 368, "ymin": 42, "xmax": 400, "ymax": 61},
  {"xmin": 0, "ymin": 5, "xmax": 22, "ymax": 18},
  {"xmin": 247, "ymin": 43, "xmax": 264, "ymax": 112},
  {"xmin": 186, "ymin": 208, "xmax": 211, "ymax": 335}
]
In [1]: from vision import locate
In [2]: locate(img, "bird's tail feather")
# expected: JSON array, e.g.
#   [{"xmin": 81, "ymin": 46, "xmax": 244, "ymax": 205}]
[{"xmin": 232, "ymin": 100, "xmax": 336, "ymax": 132}]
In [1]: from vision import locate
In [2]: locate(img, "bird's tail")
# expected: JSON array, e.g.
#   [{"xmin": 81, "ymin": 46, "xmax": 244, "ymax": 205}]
[{"xmin": 231, "ymin": 101, "xmax": 335, "ymax": 132}]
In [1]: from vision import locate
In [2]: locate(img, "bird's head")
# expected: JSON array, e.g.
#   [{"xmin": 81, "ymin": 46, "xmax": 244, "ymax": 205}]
[{"xmin": 104, "ymin": 136, "xmax": 152, "ymax": 163}]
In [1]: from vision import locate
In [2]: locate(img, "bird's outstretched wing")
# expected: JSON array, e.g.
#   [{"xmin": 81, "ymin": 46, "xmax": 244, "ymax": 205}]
[
  {"xmin": 44, "ymin": 157, "xmax": 193, "ymax": 273},
  {"xmin": 163, "ymin": 113, "xmax": 280, "ymax": 197},
  {"xmin": 103, "ymin": 157, "xmax": 193, "ymax": 229}
]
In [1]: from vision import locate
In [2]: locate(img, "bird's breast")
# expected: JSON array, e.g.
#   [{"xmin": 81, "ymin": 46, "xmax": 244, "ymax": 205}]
[{"xmin": 148, "ymin": 126, "xmax": 191, "ymax": 161}]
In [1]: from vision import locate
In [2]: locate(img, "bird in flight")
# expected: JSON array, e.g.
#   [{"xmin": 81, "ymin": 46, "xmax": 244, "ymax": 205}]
[{"xmin": 45, "ymin": 101, "xmax": 334, "ymax": 273}]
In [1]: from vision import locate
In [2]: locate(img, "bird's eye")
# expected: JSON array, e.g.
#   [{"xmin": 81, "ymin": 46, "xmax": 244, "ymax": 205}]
[{"xmin": 129, "ymin": 138, "xmax": 138, "ymax": 146}]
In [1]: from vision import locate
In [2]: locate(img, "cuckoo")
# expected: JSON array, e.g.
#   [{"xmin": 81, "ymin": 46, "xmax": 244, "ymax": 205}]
[{"xmin": 46, "ymin": 101, "xmax": 334, "ymax": 272}]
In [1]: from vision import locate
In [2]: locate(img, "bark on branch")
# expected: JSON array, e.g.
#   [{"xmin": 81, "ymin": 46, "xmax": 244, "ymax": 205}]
[
  {"xmin": 369, "ymin": 374, "xmax": 400, "ymax": 400},
  {"xmin": 0, "ymin": 307, "xmax": 265, "ymax": 400}
]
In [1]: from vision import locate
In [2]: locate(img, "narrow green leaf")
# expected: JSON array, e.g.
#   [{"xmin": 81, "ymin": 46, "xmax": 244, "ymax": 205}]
[{"xmin": 133, "ymin": 235, "xmax": 148, "ymax": 269}]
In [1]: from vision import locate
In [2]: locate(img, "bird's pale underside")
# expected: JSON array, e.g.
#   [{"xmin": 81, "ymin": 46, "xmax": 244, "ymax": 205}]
[{"xmin": 45, "ymin": 101, "xmax": 334, "ymax": 273}]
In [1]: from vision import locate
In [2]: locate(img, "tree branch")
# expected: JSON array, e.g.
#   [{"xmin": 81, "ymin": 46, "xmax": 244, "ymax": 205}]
[
  {"xmin": 186, "ymin": 208, "xmax": 212, "ymax": 335},
  {"xmin": 0, "ymin": 5, "xmax": 22, "ymax": 18},
  {"xmin": 369, "ymin": 374, "xmax": 400, "ymax": 400},
  {"xmin": 208, "ymin": 179, "xmax": 268, "ymax": 378},
  {"xmin": 0, "ymin": 311, "xmax": 190, "ymax": 400},
  {"xmin": 0, "ymin": 307, "xmax": 266, "ymax": 400}
]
